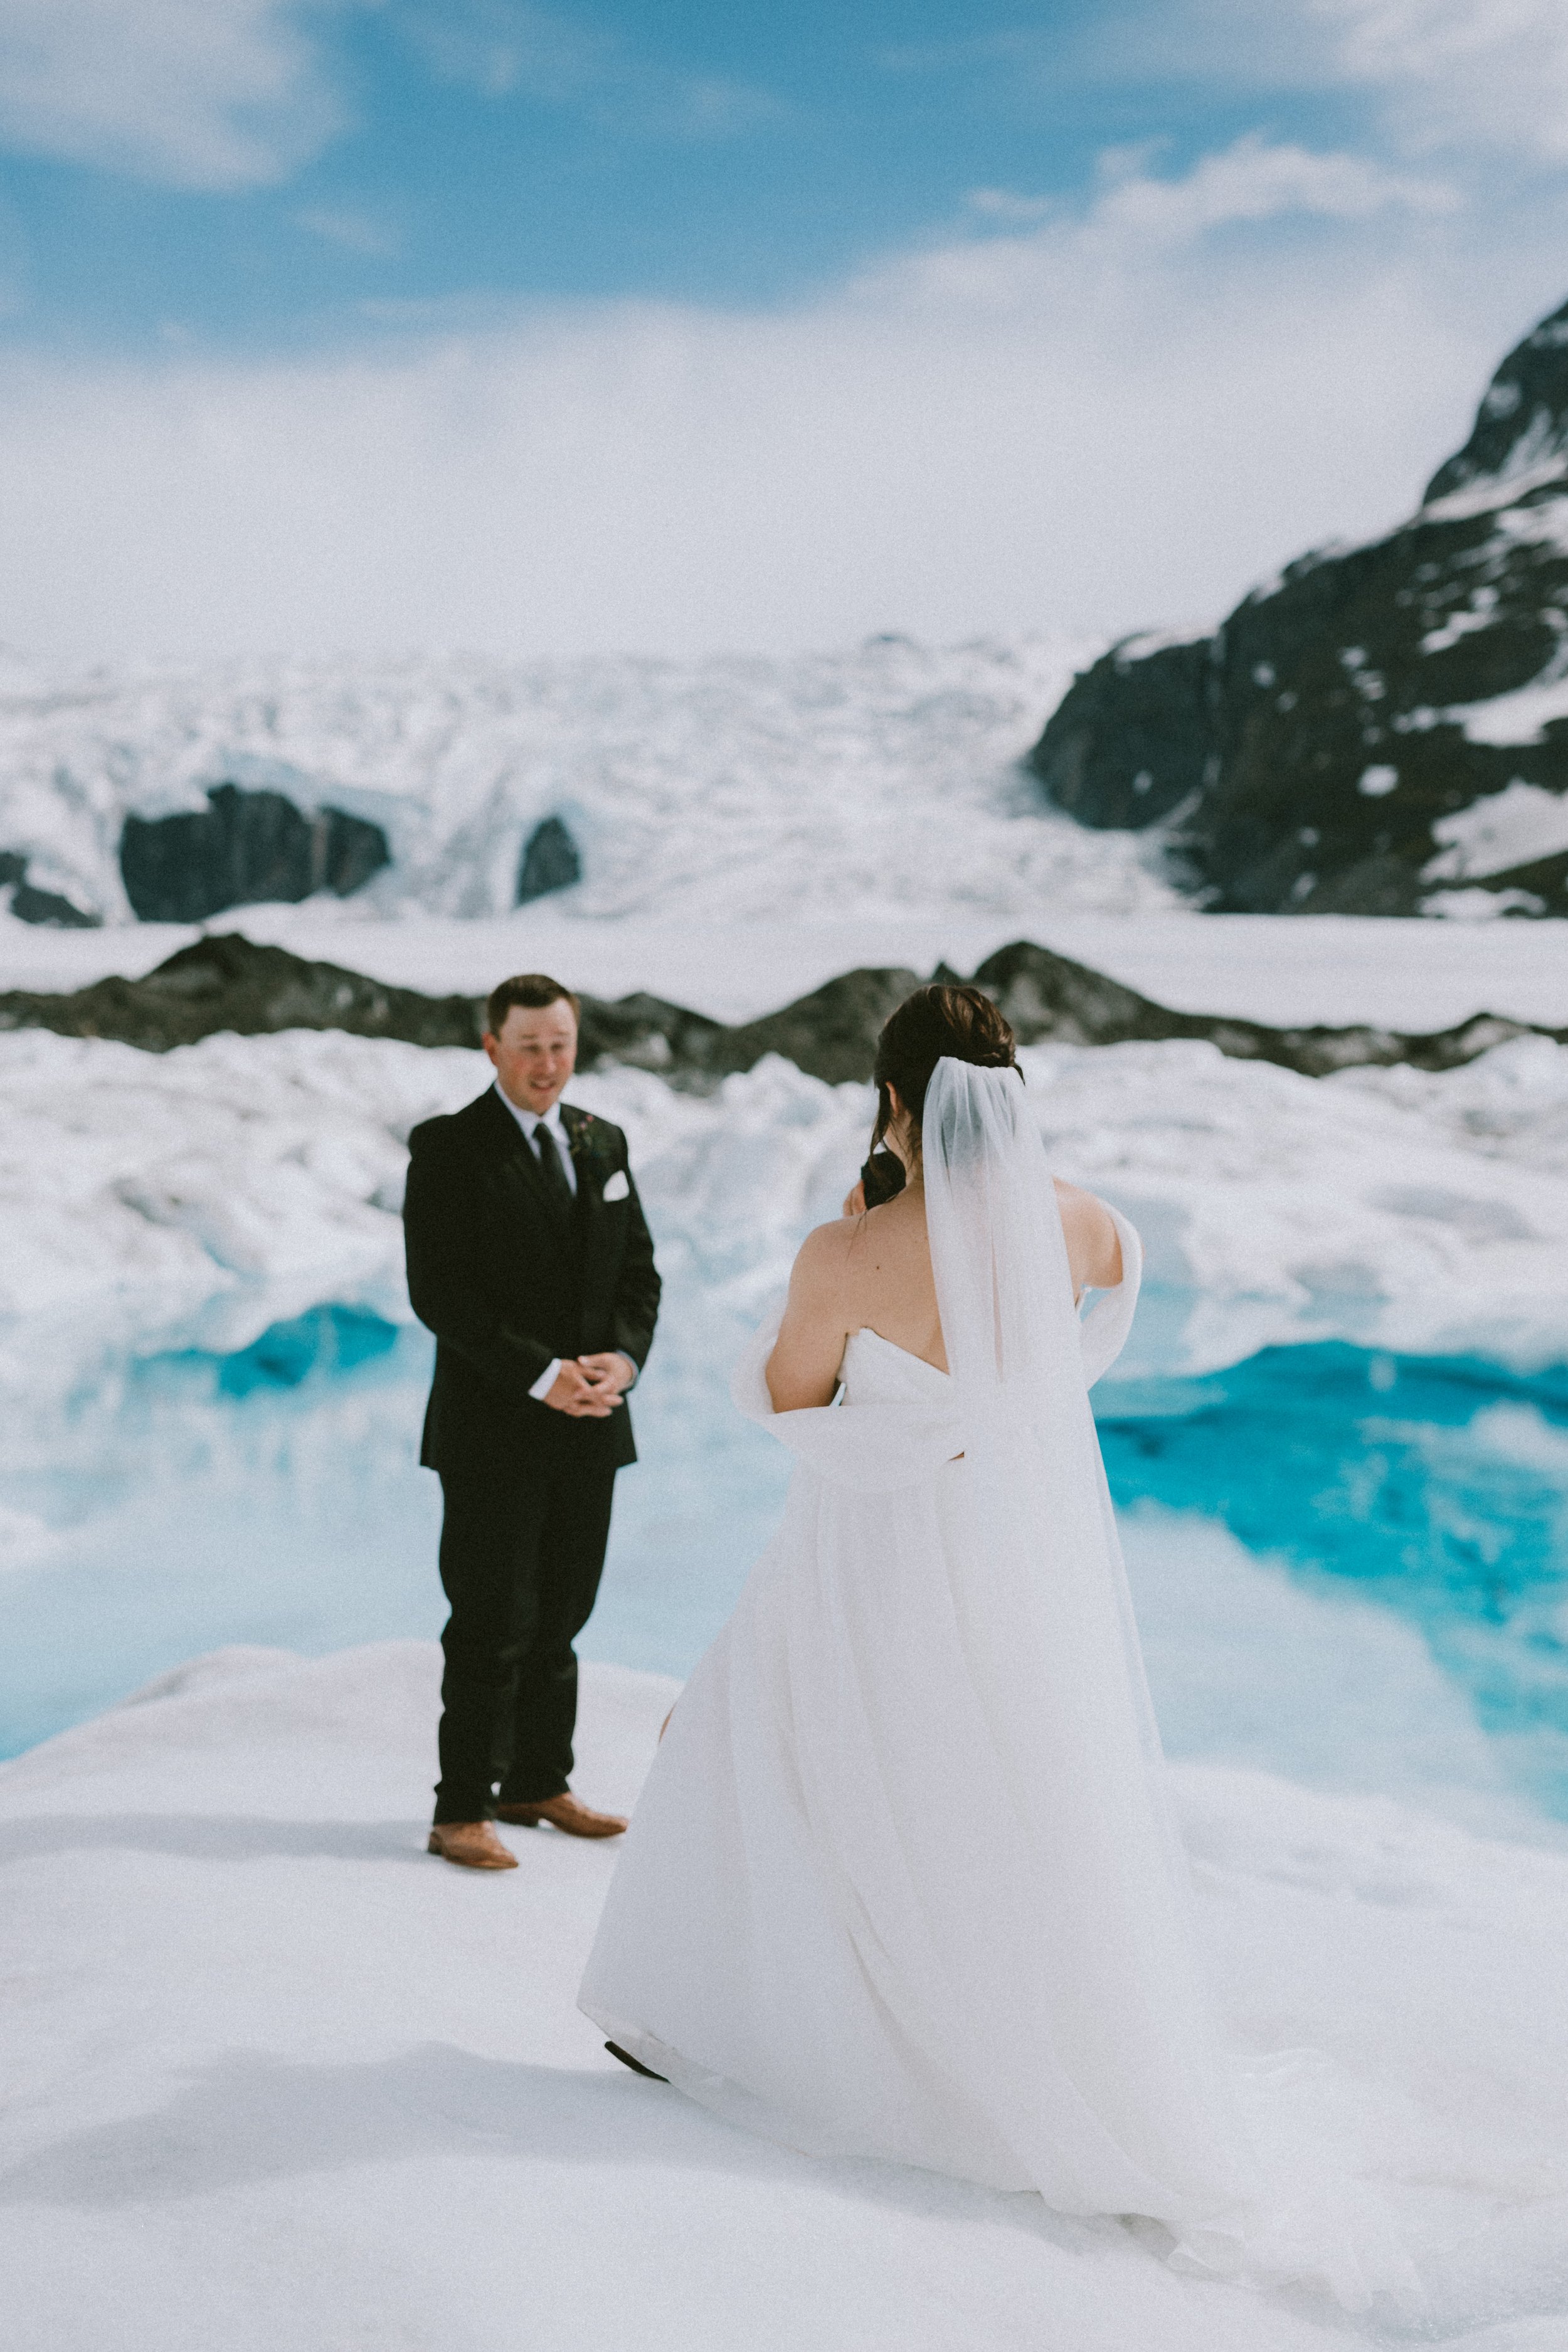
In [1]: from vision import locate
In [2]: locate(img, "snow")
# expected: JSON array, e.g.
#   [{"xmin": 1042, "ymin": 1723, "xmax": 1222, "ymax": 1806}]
[
  {"xmin": 6, "ymin": 637, "xmax": 1568, "ymax": 2340},
  {"xmin": 1421, "ymin": 456, "xmax": 1568, "ymax": 521},
  {"xmin": 0, "ymin": 636, "xmax": 1185, "ymax": 928},
  {"xmin": 9, "ymin": 1023, "xmax": 1568, "ymax": 1802},
  {"xmin": 1450, "ymin": 680, "xmax": 1568, "ymax": 750},
  {"xmin": 4, "ymin": 1004, "xmax": 1568, "ymax": 2339},
  {"xmin": 9, "ymin": 901, "xmax": 1568, "ymax": 1032},
  {"xmin": 1033, "ymin": 1034, "xmax": 1568, "ymax": 1369},
  {"xmin": 8, "ymin": 1020, "xmax": 1568, "ymax": 1784},
  {"xmin": 1419, "ymin": 590, "xmax": 1499, "ymax": 656},
  {"xmin": 1422, "ymin": 889, "xmax": 1550, "ymax": 921},
  {"xmin": 1424, "ymin": 780, "xmax": 1568, "ymax": 882},
  {"xmin": 8, "ymin": 1025, "xmax": 1568, "ymax": 1404},
  {"xmin": 3, "ymin": 1640, "xmax": 1566, "ymax": 2351},
  {"xmin": 1113, "ymin": 624, "xmax": 1217, "ymax": 661}
]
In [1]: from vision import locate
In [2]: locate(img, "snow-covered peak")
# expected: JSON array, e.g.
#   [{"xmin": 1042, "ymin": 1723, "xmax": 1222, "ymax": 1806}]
[{"xmin": 1423, "ymin": 295, "xmax": 1568, "ymax": 507}]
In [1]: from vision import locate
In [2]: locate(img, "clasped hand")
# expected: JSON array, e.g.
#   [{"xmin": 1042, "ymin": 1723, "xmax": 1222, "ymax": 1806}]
[{"xmin": 545, "ymin": 1353, "xmax": 632, "ymax": 1417}]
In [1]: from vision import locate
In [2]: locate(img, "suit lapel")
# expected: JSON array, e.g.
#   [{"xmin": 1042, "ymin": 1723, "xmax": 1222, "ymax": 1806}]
[
  {"xmin": 479, "ymin": 1087, "xmax": 607, "ymax": 1255},
  {"xmin": 480, "ymin": 1084, "xmax": 571, "ymax": 1232},
  {"xmin": 560, "ymin": 1105, "xmax": 607, "ymax": 1350},
  {"xmin": 560, "ymin": 1103, "xmax": 602, "ymax": 1234}
]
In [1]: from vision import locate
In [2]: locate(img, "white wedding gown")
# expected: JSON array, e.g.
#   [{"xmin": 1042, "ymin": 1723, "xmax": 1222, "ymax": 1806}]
[{"xmin": 580, "ymin": 1061, "xmax": 1407, "ymax": 2304}]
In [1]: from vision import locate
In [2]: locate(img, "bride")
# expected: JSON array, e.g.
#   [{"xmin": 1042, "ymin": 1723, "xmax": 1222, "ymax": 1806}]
[{"xmin": 579, "ymin": 985, "xmax": 1395, "ymax": 2295}]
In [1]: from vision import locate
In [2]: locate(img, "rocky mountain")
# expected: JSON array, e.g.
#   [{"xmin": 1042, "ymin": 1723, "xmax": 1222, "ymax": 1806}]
[
  {"xmin": 120, "ymin": 785, "xmax": 390, "ymax": 923},
  {"xmin": 515, "ymin": 815, "xmax": 583, "ymax": 904},
  {"xmin": 1, "ymin": 932, "xmax": 1556, "ymax": 1081},
  {"xmin": 0, "ymin": 933, "xmax": 484, "ymax": 1053},
  {"xmin": 1030, "ymin": 296, "xmax": 1568, "ymax": 916},
  {"xmin": 0, "ymin": 850, "xmax": 97, "ymax": 928},
  {"xmin": 4, "ymin": 788, "xmax": 583, "ymax": 931}
]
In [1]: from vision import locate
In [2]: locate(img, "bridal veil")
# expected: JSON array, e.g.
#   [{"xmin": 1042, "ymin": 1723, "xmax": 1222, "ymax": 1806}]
[{"xmin": 913, "ymin": 1057, "xmax": 1251, "ymax": 2229}]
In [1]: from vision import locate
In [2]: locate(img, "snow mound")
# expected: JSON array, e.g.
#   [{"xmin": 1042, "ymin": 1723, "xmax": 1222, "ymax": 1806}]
[
  {"xmin": 6, "ymin": 1027, "xmax": 1568, "ymax": 1404},
  {"xmin": 1, "ymin": 1642, "xmax": 1564, "ymax": 2350},
  {"xmin": 0, "ymin": 637, "xmax": 1180, "ymax": 927}
]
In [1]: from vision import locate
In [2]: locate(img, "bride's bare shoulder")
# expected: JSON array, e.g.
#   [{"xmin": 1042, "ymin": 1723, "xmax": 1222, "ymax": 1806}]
[
  {"xmin": 788, "ymin": 1199, "xmax": 898, "ymax": 1306},
  {"xmin": 1052, "ymin": 1179, "xmax": 1123, "ymax": 1288},
  {"xmin": 788, "ymin": 1215, "xmax": 861, "ymax": 1291}
]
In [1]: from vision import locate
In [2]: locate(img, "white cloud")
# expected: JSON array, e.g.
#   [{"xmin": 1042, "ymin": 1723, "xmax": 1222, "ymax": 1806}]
[
  {"xmin": 0, "ymin": 0, "xmax": 347, "ymax": 189},
  {"xmin": 850, "ymin": 135, "xmax": 1457, "ymax": 316},
  {"xmin": 1088, "ymin": 134, "xmax": 1456, "ymax": 241},
  {"xmin": 0, "ymin": 132, "xmax": 1557, "ymax": 669},
  {"xmin": 1318, "ymin": 0, "xmax": 1568, "ymax": 165},
  {"xmin": 1105, "ymin": 0, "xmax": 1568, "ymax": 169}
]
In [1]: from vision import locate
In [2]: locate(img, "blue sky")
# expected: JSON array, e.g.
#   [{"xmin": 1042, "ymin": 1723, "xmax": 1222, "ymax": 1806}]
[
  {"xmin": 2, "ymin": 2, "xmax": 1392, "ymax": 348},
  {"xmin": 3, "ymin": 2, "xmax": 1568, "ymax": 661}
]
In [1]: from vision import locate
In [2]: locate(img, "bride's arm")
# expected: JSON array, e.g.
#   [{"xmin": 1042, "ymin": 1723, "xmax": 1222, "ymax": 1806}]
[
  {"xmin": 765, "ymin": 1223, "xmax": 856, "ymax": 1412},
  {"xmin": 1053, "ymin": 1179, "xmax": 1123, "ymax": 1294}
]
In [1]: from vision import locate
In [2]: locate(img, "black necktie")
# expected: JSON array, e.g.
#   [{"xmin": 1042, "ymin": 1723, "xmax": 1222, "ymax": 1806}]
[{"xmin": 532, "ymin": 1119, "xmax": 573, "ymax": 1207}]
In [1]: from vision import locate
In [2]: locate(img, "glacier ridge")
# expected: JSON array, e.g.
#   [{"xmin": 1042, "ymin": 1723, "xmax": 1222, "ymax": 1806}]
[{"xmin": 0, "ymin": 635, "xmax": 1181, "ymax": 928}]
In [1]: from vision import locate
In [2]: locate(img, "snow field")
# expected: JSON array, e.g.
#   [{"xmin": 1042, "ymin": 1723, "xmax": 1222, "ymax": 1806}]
[
  {"xmin": 9, "ymin": 904, "xmax": 1568, "ymax": 1033},
  {"xmin": 1, "ymin": 1642, "xmax": 1565, "ymax": 2351},
  {"xmin": 4, "ymin": 986, "xmax": 1568, "ymax": 2339},
  {"xmin": 0, "ymin": 636, "xmax": 1182, "ymax": 928},
  {"xmin": 7, "ymin": 1024, "xmax": 1568, "ymax": 1407},
  {"xmin": 6, "ymin": 1022, "xmax": 1568, "ymax": 1814}
]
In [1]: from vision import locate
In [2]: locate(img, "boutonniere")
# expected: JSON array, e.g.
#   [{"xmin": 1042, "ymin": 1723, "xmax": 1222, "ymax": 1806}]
[{"xmin": 561, "ymin": 1108, "xmax": 600, "ymax": 1172}]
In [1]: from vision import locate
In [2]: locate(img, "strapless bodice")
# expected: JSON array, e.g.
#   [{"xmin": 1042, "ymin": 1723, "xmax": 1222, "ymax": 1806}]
[
  {"xmin": 728, "ymin": 1205, "xmax": 1143, "ymax": 1493},
  {"xmin": 838, "ymin": 1327, "xmax": 951, "ymax": 1408}
]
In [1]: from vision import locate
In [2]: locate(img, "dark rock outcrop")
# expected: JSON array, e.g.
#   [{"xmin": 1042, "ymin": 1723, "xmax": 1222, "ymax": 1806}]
[
  {"xmin": 120, "ymin": 785, "xmax": 390, "ymax": 923},
  {"xmin": 0, "ymin": 931, "xmax": 715, "ymax": 1069},
  {"xmin": 968, "ymin": 939, "xmax": 1555, "ymax": 1074},
  {"xmin": 575, "ymin": 989, "xmax": 723, "ymax": 1073},
  {"xmin": 516, "ymin": 815, "xmax": 582, "ymax": 904},
  {"xmin": 0, "ymin": 850, "xmax": 100, "ymax": 927},
  {"xmin": 1, "ymin": 931, "xmax": 1560, "ymax": 1082},
  {"xmin": 0, "ymin": 933, "xmax": 484, "ymax": 1052},
  {"xmin": 1029, "ymin": 296, "xmax": 1568, "ymax": 914},
  {"xmin": 707, "ymin": 968, "xmax": 923, "ymax": 1086},
  {"xmin": 1033, "ymin": 635, "xmax": 1213, "ymax": 832}
]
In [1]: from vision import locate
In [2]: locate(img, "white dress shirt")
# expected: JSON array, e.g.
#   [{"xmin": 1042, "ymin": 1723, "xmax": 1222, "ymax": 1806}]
[
  {"xmin": 495, "ymin": 1088, "xmax": 577, "ymax": 1197},
  {"xmin": 493, "ymin": 1084, "xmax": 635, "ymax": 1404}
]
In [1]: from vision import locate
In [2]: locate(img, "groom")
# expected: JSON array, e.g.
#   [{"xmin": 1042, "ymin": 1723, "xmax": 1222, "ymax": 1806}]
[{"xmin": 404, "ymin": 973, "xmax": 661, "ymax": 1871}]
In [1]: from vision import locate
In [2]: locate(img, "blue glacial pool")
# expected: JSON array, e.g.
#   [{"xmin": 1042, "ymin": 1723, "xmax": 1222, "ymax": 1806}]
[{"xmin": 2, "ymin": 1303, "xmax": 1565, "ymax": 1828}]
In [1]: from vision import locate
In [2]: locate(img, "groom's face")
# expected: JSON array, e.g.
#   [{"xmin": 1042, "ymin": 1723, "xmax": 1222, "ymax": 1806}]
[{"xmin": 485, "ymin": 1000, "xmax": 578, "ymax": 1114}]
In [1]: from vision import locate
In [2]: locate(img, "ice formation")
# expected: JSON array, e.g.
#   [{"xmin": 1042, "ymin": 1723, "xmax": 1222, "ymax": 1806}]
[
  {"xmin": 6, "ymin": 1025, "xmax": 1568, "ymax": 1388},
  {"xmin": 0, "ymin": 635, "xmax": 1179, "ymax": 927}
]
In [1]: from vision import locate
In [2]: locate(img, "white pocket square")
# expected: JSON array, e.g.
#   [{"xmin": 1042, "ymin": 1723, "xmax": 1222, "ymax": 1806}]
[{"xmin": 601, "ymin": 1168, "xmax": 630, "ymax": 1202}]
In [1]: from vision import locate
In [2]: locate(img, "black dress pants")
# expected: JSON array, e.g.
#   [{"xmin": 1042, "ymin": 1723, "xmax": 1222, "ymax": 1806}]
[{"xmin": 433, "ymin": 1442, "xmax": 618, "ymax": 1823}]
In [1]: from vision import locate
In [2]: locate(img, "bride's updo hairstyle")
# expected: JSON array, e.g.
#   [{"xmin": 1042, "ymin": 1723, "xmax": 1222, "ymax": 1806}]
[{"xmin": 871, "ymin": 985, "xmax": 1018, "ymax": 1160}]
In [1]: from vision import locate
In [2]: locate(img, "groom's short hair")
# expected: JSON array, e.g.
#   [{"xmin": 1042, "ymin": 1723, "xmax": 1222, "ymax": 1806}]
[{"xmin": 484, "ymin": 972, "xmax": 581, "ymax": 1037}]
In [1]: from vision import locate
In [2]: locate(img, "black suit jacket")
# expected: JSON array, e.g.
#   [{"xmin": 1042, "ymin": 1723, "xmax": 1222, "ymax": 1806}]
[{"xmin": 404, "ymin": 1086, "xmax": 661, "ymax": 1476}]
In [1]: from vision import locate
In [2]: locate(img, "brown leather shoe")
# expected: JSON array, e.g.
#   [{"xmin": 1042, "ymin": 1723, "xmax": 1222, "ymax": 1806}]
[
  {"xmin": 494, "ymin": 1792, "xmax": 628, "ymax": 1839},
  {"xmin": 426, "ymin": 1820, "xmax": 518, "ymax": 1870}
]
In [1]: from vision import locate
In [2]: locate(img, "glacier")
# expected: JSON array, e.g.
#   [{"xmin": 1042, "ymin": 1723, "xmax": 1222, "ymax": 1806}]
[{"xmin": 0, "ymin": 635, "xmax": 1182, "ymax": 928}]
